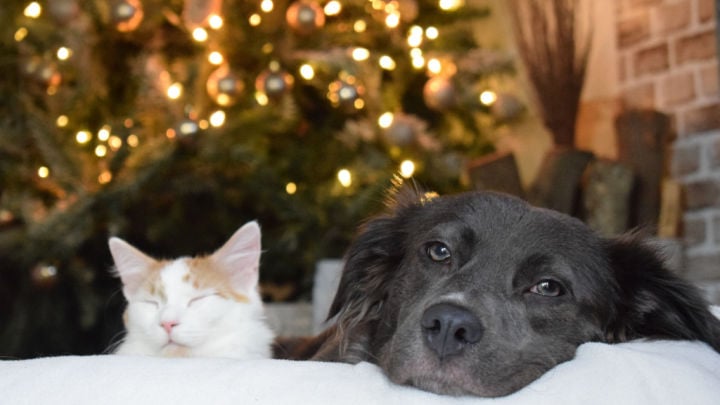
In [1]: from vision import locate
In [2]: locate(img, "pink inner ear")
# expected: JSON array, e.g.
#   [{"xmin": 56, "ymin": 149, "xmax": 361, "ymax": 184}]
[
  {"xmin": 108, "ymin": 237, "xmax": 154, "ymax": 298},
  {"xmin": 212, "ymin": 221, "xmax": 262, "ymax": 293}
]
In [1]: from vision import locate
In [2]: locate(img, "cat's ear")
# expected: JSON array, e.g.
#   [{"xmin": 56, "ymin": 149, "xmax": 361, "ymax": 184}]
[
  {"xmin": 109, "ymin": 237, "xmax": 155, "ymax": 298},
  {"xmin": 212, "ymin": 221, "xmax": 262, "ymax": 293}
]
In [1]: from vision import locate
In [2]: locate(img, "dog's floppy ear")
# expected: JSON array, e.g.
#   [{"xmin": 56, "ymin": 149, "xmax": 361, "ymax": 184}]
[
  {"xmin": 604, "ymin": 236, "xmax": 720, "ymax": 352},
  {"xmin": 324, "ymin": 182, "xmax": 428, "ymax": 360}
]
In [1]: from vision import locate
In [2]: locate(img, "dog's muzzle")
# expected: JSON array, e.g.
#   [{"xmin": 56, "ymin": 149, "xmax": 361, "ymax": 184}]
[{"xmin": 421, "ymin": 303, "xmax": 483, "ymax": 360}]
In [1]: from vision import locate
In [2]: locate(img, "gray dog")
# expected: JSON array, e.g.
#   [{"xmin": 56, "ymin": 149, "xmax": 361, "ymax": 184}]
[{"xmin": 274, "ymin": 187, "xmax": 720, "ymax": 397}]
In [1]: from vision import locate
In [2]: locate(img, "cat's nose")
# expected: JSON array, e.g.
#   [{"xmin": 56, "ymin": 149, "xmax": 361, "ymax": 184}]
[
  {"xmin": 161, "ymin": 321, "xmax": 179, "ymax": 334},
  {"xmin": 421, "ymin": 303, "xmax": 483, "ymax": 360}
]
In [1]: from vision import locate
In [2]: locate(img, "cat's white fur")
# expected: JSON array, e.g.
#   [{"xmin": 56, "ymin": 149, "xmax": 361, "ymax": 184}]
[{"xmin": 109, "ymin": 221, "xmax": 275, "ymax": 359}]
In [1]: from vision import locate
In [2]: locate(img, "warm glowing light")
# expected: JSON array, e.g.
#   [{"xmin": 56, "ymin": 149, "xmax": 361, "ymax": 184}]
[
  {"xmin": 260, "ymin": 0, "xmax": 274, "ymax": 12},
  {"xmin": 75, "ymin": 130, "xmax": 92, "ymax": 144},
  {"xmin": 198, "ymin": 119, "xmax": 209, "ymax": 130},
  {"xmin": 192, "ymin": 27, "xmax": 208, "ymax": 42},
  {"xmin": 14, "ymin": 27, "xmax": 28, "ymax": 42},
  {"xmin": 124, "ymin": 118, "xmax": 134, "ymax": 128},
  {"xmin": 427, "ymin": 58, "xmax": 442, "ymax": 75},
  {"xmin": 208, "ymin": 14, "xmax": 223, "ymax": 29},
  {"xmin": 56, "ymin": 47, "xmax": 72, "ymax": 61},
  {"xmin": 94, "ymin": 145, "xmax": 108, "ymax": 157},
  {"xmin": 24, "ymin": 2, "xmax": 42, "ymax": 18},
  {"xmin": 337, "ymin": 169, "xmax": 352, "ymax": 187},
  {"xmin": 167, "ymin": 82, "xmax": 183, "ymax": 99},
  {"xmin": 412, "ymin": 56, "xmax": 425, "ymax": 69},
  {"xmin": 426, "ymin": 26, "xmax": 439, "ymax": 39},
  {"xmin": 371, "ymin": 0, "xmax": 384, "ymax": 10},
  {"xmin": 255, "ymin": 92, "xmax": 269, "ymax": 106},
  {"xmin": 439, "ymin": 0, "xmax": 464, "ymax": 11},
  {"xmin": 98, "ymin": 171, "xmax": 113, "ymax": 184},
  {"xmin": 286, "ymin": 182, "xmax": 297, "ymax": 195},
  {"xmin": 410, "ymin": 48, "xmax": 423, "ymax": 58},
  {"xmin": 262, "ymin": 43, "xmax": 274, "ymax": 54},
  {"xmin": 379, "ymin": 55, "xmax": 396, "ymax": 70},
  {"xmin": 56, "ymin": 115, "xmax": 69, "ymax": 127},
  {"xmin": 354, "ymin": 99, "xmax": 364, "ymax": 109},
  {"xmin": 108, "ymin": 136, "xmax": 123, "ymax": 150},
  {"xmin": 97, "ymin": 126, "xmax": 111, "ymax": 141},
  {"xmin": 409, "ymin": 25, "xmax": 424, "ymax": 37},
  {"xmin": 400, "ymin": 160, "xmax": 415, "ymax": 178},
  {"xmin": 479, "ymin": 90, "xmax": 498, "ymax": 106},
  {"xmin": 37, "ymin": 166, "xmax": 49, "ymax": 178},
  {"xmin": 324, "ymin": 1, "xmax": 342, "ymax": 16},
  {"xmin": 208, "ymin": 51, "xmax": 224, "ymax": 65},
  {"xmin": 249, "ymin": 13, "xmax": 262, "ymax": 26},
  {"xmin": 351, "ymin": 47, "xmax": 370, "ymax": 61},
  {"xmin": 385, "ymin": 12, "xmax": 400, "ymax": 28},
  {"xmin": 299, "ymin": 64, "xmax": 315, "ymax": 80},
  {"xmin": 127, "ymin": 134, "xmax": 139, "ymax": 147},
  {"xmin": 353, "ymin": 20, "xmax": 366, "ymax": 32},
  {"xmin": 378, "ymin": 112, "xmax": 394, "ymax": 129},
  {"xmin": 166, "ymin": 128, "xmax": 176, "ymax": 139},
  {"xmin": 209, "ymin": 110, "xmax": 226, "ymax": 127}
]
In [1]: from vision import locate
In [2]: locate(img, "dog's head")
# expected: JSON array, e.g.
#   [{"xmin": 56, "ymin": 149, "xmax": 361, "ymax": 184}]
[{"xmin": 326, "ymin": 188, "xmax": 720, "ymax": 397}]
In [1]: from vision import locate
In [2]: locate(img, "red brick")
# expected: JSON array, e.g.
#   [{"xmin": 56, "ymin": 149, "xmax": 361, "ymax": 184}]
[
  {"xmin": 618, "ymin": 12, "xmax": 651, "ymax": 48},
  {"xmin": 685, "ymin": 252, "xmax": 720, "ymax": 280},
  {"xmin": 684, "ymin": 178, "xmax": 720, "ymax": 209},
  {"xmin": 661, "ymin": 71, "xmax": 696, "ymax": 107},
  {"xmin": 698, "ymin": 0, "xmax": 716, "ymax": 23},
  {"xmin": 672, "ymin": 142, "xmax": 702, "ymax": 176},
  {"xmin": 657, "ymin": 1, "xmax": 691, "ymax": 34},
  {"xmin": 634, "ymin": 43, "xmax": 670, "ymax": 77},
  {"xmin": 621, "ymin": 82, "xmax": 657, "ymax": 108},
  {"xmin": 675, "ymin": 30, "xmax": 718, "ymax": 65},
  {"xmin": 699, "ymin": 62, "xmax": 719, "ymax": 97},
  {"xmin": 683, "ymin": 216, "xmax": 707, "ymax": 248},
  {"xmin": 682, "ymin": 102, "xmax": 720, "ymax": 134}
]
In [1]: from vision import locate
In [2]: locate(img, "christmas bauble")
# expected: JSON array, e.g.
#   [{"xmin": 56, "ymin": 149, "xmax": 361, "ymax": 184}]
[
  {"xmin": 48, "ymin": 0, "xmax": 81, "ymax": 25},
  {"xmin": 328, "ymin": 79, "xmax": 362, "ymax": 110},
  {"xmin": 31, "ymin": 263, "xmax": 59, "ymax": 289},
  {"xmin": 255, "ymin": 69, "xmax": 294, "ymax": 100},
  {"xmin": 24, "ymin": 57, "xmax": 62, "ymax": 87},
  {"xmin": 206, "ymin": 65, "xmax": 245, "ymax": 106},
  {"xmin": 490, "ymin": 93, "xmax": 524, "ymax": 121},
  {"xmin": 112, "ymin": 0, "xmax": 144, "ymax": 32},
  {"xmin": 286, "ymin": 1, "xmax": 325, "ymax": 35},
  {"xmin": 385, "ymin": 117, "xmax": 415, "ymax": 146},
  {"xmin": 423, "ymin": 76, "xmax": 456, "ymax": 111},
  {"xmin": 183, "ymin": 0, "xmax": 223, "ymax": 29}
]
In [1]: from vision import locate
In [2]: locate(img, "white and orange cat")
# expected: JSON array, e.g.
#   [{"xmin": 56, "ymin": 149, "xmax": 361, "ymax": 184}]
[{"xmin": 109, "ymin": 221, "xmax": 274, "ymax": 359}]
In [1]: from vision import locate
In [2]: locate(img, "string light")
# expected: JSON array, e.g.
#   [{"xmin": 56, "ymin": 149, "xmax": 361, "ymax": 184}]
[
  {"xmin": 408, "ymin": 26, "xmax": 424, "ymax": 47},
  {"xmin": 208, "ymin": 51, "xmax": 224, "ymax": 65},
  {"xmin": 255, "ymin": 92, "xmax": 269, "ymax": 106},
  {"xmin": 208, "ymin": 14, "xmax": 223, "ymax": 29},
  {"xmin": 209, "ymin": 110, "xmax": 226, "ymax": 127},
  {"xmin": 337, "ymin": 169, "xmax": 352, "ymax": 187},
  {"xmin": 400, "ymin": 160, "xmax": 415, "ymax": 178},
  {"xmin": 427, "ymin": 58, "xmax": 442, "ymax": 75},
  {"xmin": 98, "ymin": 171, "xmax": 113, "ymax": 184},
  {"xmin": 198, "ymin": 119, "xmax": 209, "ymax": 129},
  {"xmin": 385, "ymin": 12, "xmax": 400, "ymax": 28},
  {"xmin": 94, "ymin": 145, "xmax": 108, "ymax": 157},
  {"xmin": 351, "ymin": 47, "xmax": 370, "ymax": 61},
  {"xmin": 24, "ymin": 2, "xmax": 42, "ymax": 18},
  {"xmin": 353, "ymin": 20, "xmax": 366, "ymax": 32},
  {"xmin": 56, "ymin": 115, "xmax": 69, "ymax": 127},
  {"xmin": 166, "ymin": 128, "xmax": 176, "ymax": 139},
  {"xmin": 249, "ymin": 13, "xmax": 262, "ymax": 26},
  {"xmin": 56, "ymin": 47, "xmax": 72, "ymax": 61},
  {"xmin": 324, "ymin": 1, "xmax": 342, "ymax": 16},
  {"xmin": 127, "ymin": 134, "xmax": 139, "ymax": 147},
  {"xmin": 426, "ymin": 27, "xmax": 439, "ymax": 39},
  {"xmin": 37, "ymin": 166, "xmax": 49, "ymax": 178},
  {"xmin": 97, "ymin": 126, "xmax": 111, "ymax": 141},
  {"xmin": 378, "ymin": 112, "xmax": 394, "ymax": 128},
  {"xmin": 299, "ymin": 64, "xmax": 315, "ymax": 80},
  {"xmin": 379, "ymin": 55, "xmax": 396, "ymax": 70},
  {"xmin": 260, "ymin": 0, "xmax": 274, "ymax": 12},
  {"xmin": 192, "ymin": 27, "xmax": 208, "ymax": 42},
  {"xmin": 479, "ymin": 90, "xmax": 498, "ymax": 106},
  {"xmin": 439, "ymin": 0, "xmax": 464, "ymax": 11},
  {"xmin": 14, "ymin": 27, "xmax": 28, "ymax": 42},
  {"xmin": 167, "ymin": 82, "xmax": 183, "ymax": 99},
  {"xmin": 108, "ymin": 136, "xmax": 123, "ymax": 150},
  {"xmin": 75, "ymin": 130, "xmax": 92, "ymax": 144},
  {"xmin": 285, "ymin": 182, "xmax": 297, "ymax": 195}
]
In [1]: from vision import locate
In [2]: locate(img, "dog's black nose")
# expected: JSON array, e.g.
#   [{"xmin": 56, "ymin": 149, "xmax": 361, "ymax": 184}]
[{"xmin": 421, "ymin": 303, "xmax": 483, "ymax": 360}]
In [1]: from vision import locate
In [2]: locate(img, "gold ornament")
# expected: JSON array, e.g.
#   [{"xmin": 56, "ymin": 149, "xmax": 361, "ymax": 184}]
[
  {"xmin": 255, "ymin": 69, "xmax": 294, "ymax": 100},
  {"xmin": 206, "ymin": 65, "xmax": 245, "ymax": 106},
  {"xmin": 286, "ymin": 1, "xmax": 325, "ymax": 35},
  {"xmin": 423, "ymin": 76, "xmax": 456, "ymax": 111},
  {"xmin": 112, "ymin": 0, "xmax": 144, "ymax": 32},
  {"xmin": 328, "ymin": 79, "xmax": 363, "ymax": 111}
]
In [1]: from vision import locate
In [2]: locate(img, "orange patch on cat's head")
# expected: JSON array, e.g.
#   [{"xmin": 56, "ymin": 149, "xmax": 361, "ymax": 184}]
[
  {"xmin": 184, "ymin": 256, "xmax": 250, "ymax": 303},
  {"xmin": 142, "ymin": 260, "xmax": 169, "ymax": 300}
]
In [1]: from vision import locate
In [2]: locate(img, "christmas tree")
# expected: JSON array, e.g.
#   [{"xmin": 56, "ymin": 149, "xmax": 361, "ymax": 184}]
[{"xmin": 0, "ymin": 0, "xmax": 515, "ymax": 357}]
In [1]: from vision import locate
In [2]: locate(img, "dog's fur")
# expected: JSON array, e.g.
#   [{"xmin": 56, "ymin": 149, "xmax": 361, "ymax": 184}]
[{"xmin": 274, "ymin": 188, "xmax": 720, "ymax": 397}]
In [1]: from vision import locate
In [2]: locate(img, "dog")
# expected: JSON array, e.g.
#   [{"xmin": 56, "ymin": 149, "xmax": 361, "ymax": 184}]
[{"xmin": 274, "ymin": 187, "xmax": 720, "ymax": 397}]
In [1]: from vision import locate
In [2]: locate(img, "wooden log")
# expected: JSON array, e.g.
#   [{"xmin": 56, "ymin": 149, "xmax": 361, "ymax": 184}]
[
  {"xmin": 582, "ymin": 160, "xmax": 634, "ymax": 236},
  {"xmin": 527, "ymin": 147, "xmax": 595, "ymax": 216},
  {"xmin": 466, "ymin": 151, "xmax": 525, "ymax": 198}
]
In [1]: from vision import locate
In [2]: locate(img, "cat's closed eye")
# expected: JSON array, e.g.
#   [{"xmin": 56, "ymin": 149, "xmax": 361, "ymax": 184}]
[
  {"xmin": 141, "ymin": 299, "xmax": 160, "ymax": 308},
  {"xmin": 188, "ymin": 293, "xmax": 219, "ymax": 306}
]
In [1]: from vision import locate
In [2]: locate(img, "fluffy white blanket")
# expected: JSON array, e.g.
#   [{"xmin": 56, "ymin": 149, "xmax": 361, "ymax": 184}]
[{"xmin": 1, "ymin": 340, "xmax": 719, "ymax": 405}]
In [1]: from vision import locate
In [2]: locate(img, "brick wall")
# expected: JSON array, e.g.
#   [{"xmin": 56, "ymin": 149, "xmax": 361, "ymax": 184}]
[{"xmin": 616, "ymin": 0, "xmax": 720, "ymax": 302}]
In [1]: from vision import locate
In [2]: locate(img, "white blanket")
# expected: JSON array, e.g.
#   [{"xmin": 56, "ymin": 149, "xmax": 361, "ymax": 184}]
[{"xmin": 1, "ymin": 340, "xmax": 719, "ymax": 405}]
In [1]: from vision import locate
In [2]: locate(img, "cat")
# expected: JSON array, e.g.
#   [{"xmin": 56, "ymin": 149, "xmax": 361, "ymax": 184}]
[{"xmin": 108, "ymin": 221, "xmax": 275, "ymax": 359}]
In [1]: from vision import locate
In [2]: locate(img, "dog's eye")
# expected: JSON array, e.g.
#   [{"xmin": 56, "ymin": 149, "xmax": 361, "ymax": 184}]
[
  {"xmin": 529, "ymin": 280, "xmax": 565, "ymax": 297},
  {"xmin": 426, "ymin": 242, "xmax": 451, "ymax": 262}
]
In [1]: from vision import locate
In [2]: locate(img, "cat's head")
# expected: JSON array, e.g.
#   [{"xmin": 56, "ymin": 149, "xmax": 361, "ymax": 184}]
[{"xmin": 109, "ymin": 221, "xmax": 268, "ymax": 356}]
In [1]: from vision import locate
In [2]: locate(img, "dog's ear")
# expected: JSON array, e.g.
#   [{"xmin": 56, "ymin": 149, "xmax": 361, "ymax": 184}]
[
  {"xmin": 604, "ymin": 236, "xmax": 720, "ymax": 352},
  {"xmin": 324, "ymin": 182, "xmax": 428, "ymax": 361}
]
